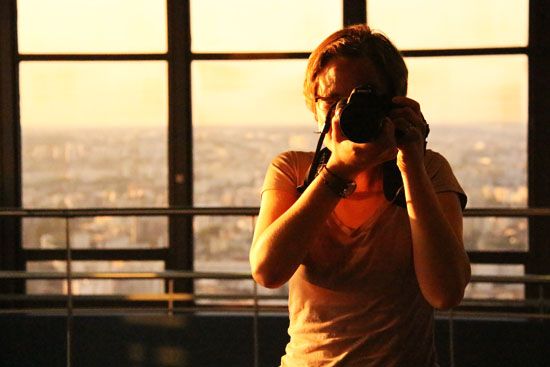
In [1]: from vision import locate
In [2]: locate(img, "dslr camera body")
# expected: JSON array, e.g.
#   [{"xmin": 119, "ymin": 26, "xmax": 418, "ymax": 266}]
[{"xmin": 338, "ymin": 84, "xmax": 394, "ymax": 143}]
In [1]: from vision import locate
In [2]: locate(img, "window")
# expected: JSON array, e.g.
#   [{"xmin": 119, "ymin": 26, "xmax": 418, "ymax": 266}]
[
  {"xmin": 369, "ymin": 0, "xmax": 530, "ymax": 299},
  {"xmin": 16, "ymin": 0, "xmax": 169, "ymax": 294},
  {"xmin": 1, "ymin": 0, "xmax": 549, "ymax": 306}
]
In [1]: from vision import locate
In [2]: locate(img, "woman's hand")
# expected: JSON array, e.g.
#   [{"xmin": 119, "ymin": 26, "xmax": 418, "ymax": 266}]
[
  {"xmin": 388, "ymin": 96, "xmax": 429, "ymax": 172},
  {"xmin": 324, "ymin": 103, "xmax": 398, "ymax": 180}
]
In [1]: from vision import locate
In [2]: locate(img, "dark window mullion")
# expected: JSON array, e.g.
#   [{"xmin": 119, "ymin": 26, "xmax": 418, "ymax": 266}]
[
  {"xmin": 344, "ymin": 0, "xmax": 367, "ymax": 26},
  {"xmin": 0, "ymin": 0, "xmax": 23, "ymax": 295},
  {"xmin": 166, "ymin": 0, "xmax": 193, "ymax": 294},
  {"xmin": 468, "ymin": 251, "xmax": 528, "ymax": 265},
  {"xmin": 17, "ymin": 54, "xmax": 168, "ymax": 61},
  {"xmin": 402, "ymin": 47, "xmax": 528, "ymax": 57},
  {"xmin": 192, "ymin": 52, "xmax": 310, "ymax": 60},
  {"xmin": 527, "ymin": 0, "xmax": 550, "ymax": 297}
]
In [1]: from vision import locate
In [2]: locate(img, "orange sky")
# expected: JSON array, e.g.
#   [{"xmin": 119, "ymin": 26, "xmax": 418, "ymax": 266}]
[{"xmin": 17, "ymin": 0, "xmax": 528, "ymax": 129}]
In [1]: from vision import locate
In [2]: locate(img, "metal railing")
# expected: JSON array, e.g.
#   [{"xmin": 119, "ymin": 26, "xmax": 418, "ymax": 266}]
[
  {"xmin": 1, "ymin": 206, "xmax": 550, "ymax": 367},
  {"xmin": 1, "ymin": 270, "xmax": 550, "ymax": 367}
]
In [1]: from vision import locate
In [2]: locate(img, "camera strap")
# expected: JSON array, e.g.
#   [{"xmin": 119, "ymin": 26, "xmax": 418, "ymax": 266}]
[{"xmin": 297, "ymin": 105, "xmax": 334, "ymax": 194}]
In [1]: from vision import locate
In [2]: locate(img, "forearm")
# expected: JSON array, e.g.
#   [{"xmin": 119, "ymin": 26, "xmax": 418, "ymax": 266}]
[
  {"xmin": 250, "ymin": 175, "xmax": 341, "ymax": 288},
  {"xmin": 402, "ymin": 162, "xmax": 471, "ymax": 309}
]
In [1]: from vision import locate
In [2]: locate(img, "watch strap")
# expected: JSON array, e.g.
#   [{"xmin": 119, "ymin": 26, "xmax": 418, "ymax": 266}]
[{"xmin": 320, "ymin": 166, "xmax": 357, "ymax": 198}]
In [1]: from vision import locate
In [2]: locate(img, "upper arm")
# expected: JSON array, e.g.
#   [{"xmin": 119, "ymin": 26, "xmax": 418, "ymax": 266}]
[{"xmin": 436, "ymin": 191, "xmax": 464, "ymax": 243}]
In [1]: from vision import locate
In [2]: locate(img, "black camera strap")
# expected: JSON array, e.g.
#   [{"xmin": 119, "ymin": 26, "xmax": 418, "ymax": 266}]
[{"xmin": 297, "ymin": 105, "xmax": 334, "ymax": 194}]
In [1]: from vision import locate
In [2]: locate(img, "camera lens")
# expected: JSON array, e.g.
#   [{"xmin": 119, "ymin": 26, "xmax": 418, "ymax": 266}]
[{"xmin": 339, "ymin": 86, "xmax": 391, "ymax": 143}]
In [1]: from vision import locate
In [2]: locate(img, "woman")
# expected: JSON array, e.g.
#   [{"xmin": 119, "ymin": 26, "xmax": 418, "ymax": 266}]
[{"xmin": 250, "ymin": 24, "xmax": 470, "ymax": 366}]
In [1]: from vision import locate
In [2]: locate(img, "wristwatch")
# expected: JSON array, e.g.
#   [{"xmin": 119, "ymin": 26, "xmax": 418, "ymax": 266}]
[{"xmin": 320, "ymin": 165, "xmax": 357, "ymax": 198}]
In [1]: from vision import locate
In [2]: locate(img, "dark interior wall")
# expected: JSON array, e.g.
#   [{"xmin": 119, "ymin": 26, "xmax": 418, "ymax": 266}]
[{"xmin": 1, "ymin": 314, "xmax": 548, "ymax": 367}]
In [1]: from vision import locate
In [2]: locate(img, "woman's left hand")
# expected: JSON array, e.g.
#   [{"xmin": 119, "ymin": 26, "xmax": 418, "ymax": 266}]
[{"xmin": 387, "ymin": 96, "xmax": 429, "ymax": 171}]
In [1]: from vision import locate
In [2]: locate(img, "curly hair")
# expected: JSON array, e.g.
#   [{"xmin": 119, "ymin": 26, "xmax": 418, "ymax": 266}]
[{"xmin": 304, "ymin": 24, "xmax": 408, "ymax": 112}]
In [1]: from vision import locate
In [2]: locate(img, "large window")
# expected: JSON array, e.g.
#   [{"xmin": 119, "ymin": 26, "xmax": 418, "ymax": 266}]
[
  {"xmin": 368, "ymin": 0, "xmax": 530, "ymax": 299},
  {"xmin": 1, "ymin": 0, "xmax": 548, "ymax": 305},
  {"xmin": 17, "ymin": 0, "xmax": 169, "ymax": 294}
]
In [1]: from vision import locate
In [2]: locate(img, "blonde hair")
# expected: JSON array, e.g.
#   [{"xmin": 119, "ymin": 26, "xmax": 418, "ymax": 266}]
[{"xmin": 304, "ymin": 24, "xmax": 408, "ymax": 112}]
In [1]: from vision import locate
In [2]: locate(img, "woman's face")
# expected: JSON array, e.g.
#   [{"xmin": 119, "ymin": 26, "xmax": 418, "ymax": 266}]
[{"xmin": 314, "ymin": 56, "xmax": 388, "ymax": 130}]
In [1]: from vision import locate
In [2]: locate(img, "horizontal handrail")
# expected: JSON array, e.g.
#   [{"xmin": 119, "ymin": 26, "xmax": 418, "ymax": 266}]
[
  {"xmin": 0, "ymin": 293, "xmax": 547, "ymax": 305},
  {"xmin": 1, "ymin": 270, "xmax": 550, "ymax": 284},
  {"xmin": 0, "ymin": 207, "xmax": 259, "ymax": 217},
  {"xmin": 0, "ymin": 270, "xmax": 251, "ymax": 280},
  {"xmin": 0, "ymin": 207, "xmax": 550, "ymax": 218}
]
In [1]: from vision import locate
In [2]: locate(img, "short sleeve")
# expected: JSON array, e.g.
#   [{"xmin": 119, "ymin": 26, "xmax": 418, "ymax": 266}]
[
  {"xmin": 424, "ymin": 150, "xmax": 468, "ymax": 210},
  {"xmin": 261, "ymin": 151, "xmax": 313, "ymax": 196}
]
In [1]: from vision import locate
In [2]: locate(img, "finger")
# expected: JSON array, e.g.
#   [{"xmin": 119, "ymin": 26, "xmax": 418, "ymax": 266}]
[
  {"xmin": 388, "ymin": 106, "xmax": 421, "ymax": 123},
  {"xmin": 391, "ymin": 117, "xmax": 423, "ymax": 143},
  {"xmin": 392, "ymin": 96, "xmax": 421, "ymax": 113}
]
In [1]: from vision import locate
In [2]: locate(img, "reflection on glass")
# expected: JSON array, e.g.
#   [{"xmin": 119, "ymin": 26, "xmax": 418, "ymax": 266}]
[
  {"xmin": 17, "ymin": 0, "xmax": 167, "ymax": 54},
  {"xmin": 465, "ymin": 264, "xmax": 524, "ymax": 300},
  {"xmin": 26, "ymin": 261, "xmax": 165, "ymax": 295},
  {"xmin": 190, "ymin": 0, "xmax": 341, "ymax": 52},
  {"xmin": 368, "ymin": 0, "xmax": 528, "ymax": 49}
]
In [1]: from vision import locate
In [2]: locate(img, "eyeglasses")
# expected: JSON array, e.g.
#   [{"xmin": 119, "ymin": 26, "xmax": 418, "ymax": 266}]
[{"xmin": 314, "ymin": 95, "xmax": 343, "ymax": 113}]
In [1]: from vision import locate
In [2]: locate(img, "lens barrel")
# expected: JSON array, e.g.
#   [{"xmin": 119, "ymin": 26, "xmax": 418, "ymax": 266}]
[{"xmin": 339, "ymin": 86, "xmax": 392, "ymax": 143}]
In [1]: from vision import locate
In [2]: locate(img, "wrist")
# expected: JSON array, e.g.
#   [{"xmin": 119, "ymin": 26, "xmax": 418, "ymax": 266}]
[
  {"xmin": 397, "ymin": 150, "xmax": 425, "ymax": 174},
  {"xmin": 319, "ymin": 165, "xmax": 357, "ymax": 198}
]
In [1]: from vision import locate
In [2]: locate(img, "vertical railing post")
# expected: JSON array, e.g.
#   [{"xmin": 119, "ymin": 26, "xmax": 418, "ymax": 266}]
[
  {"xmin": 251, "ymin": 215, "xmax": 259, "ymax": 367},
  {"xmin": 65, "ymin": 216, "xmax": 73, "ymax": 367},
  {"xmin": 168, "ymin": 278, "xmax": 174, "ymax": 316},
  {"xmin": 448, "ymin": 308, "xmax": 455, "ymax": 367},
  {"xmin": 253, "ymin": 280, "xmax": 259, "ymax": 367}
]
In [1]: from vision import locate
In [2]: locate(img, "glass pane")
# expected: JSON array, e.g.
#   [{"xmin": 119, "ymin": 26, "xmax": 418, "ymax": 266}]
[
  {"xmin": 407, "ymin": 55, "xmax": 528, "ymax": 208},
  {"xmin": 20, "ymin": 61, "xmax": 168, "ymax": 250},
  {"xmin": 20, "ymin": 61, "xmax": 168, "ymax": 128},
  {"xmin": 464, "ymin": 218, "xmax": 528, "ymax": 252},
  {"xmin": 194, "ymin": 216, "xmax": 252, "ymax": 304},
  {"xmin": 191, "ymin": 68, "xmax": 314, "ymax": 307},
  {"xmin": 368, "ymin": 0, "xmax": 528, "ymax": 49},
  {"xmin": 192, "ymin": 60, "xmax": 316, "ymax": 207},
  {"xmin": 23, "ymin": 217, "xmax": 168, "ymax": 249},
  {"xmin": 26, "ymin": 261, "xmax": 164, "ymax": 295},
  {"xmin": 194, "ymin": 216, "xmax": 288, "ymax": 305},
  {"xmin": 190, "ymin": 0, "xmax": 342, "ymax": 52},
  {"xmin": 465, "ymin": 264, "xmax": 524, "ymax": 300},
  {"xmin": 17, "ymin": 0, "xmax": 167, "ymax": 54}
]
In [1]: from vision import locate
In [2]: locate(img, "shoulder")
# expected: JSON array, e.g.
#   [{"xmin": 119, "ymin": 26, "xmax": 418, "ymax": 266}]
[
  {"xmin": 263, "ymin": 151, "xmax": 314, "ymax": 193},
  {"xmin": 270, "ymin": 151, "xmax": 314, "ymax": 177},
  {"xmin": 424, "ymin": 149, "xmax": 455, "ymax": 176},
  {"xmin": 424, "ymin": 149, "xmax": 448, "ymax": 166},
  {"xmin": 424, "ymin": 149, "xmax": 468, "ymax": 209},
  {"xmin": 271, "ymin": 150, "xmax": 314, "ymax": 166}
]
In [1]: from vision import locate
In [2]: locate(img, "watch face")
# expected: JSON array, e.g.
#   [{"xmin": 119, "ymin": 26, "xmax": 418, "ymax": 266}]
[{"xmin": 342, "ymin": 181, "xmax": 357, "ymax": 197}]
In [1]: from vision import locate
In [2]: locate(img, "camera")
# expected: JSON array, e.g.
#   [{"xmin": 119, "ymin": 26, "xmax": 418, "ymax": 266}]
[{"xmin": 338, "ymin": 85, "xmax": 393, "ymax": 143}]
